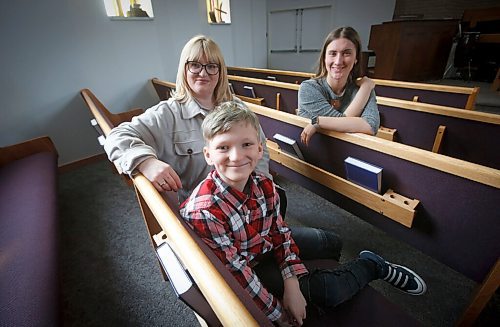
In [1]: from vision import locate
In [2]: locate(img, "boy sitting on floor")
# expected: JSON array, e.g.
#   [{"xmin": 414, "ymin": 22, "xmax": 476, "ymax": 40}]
[{"xmin": 180, "ymin": 101, "xmax": 426, "ymax": 326}]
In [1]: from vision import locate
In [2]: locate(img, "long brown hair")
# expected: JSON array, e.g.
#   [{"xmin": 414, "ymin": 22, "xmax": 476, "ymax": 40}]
[{"xmin": 314, "ymin": 27, "xmax": 362, "ymax": 80}]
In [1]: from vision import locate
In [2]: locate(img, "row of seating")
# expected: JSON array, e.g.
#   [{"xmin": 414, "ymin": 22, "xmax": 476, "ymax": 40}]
[
  {"xmin": 81, "ymin": 88, "xmax": 422, "ymax": 326},
  {"xmin": 149, "ymin": 79, "xmax": 500, "ymax": 326},
  {"xmin": 225, "ymin": 74, "xmax": 500, "ymax": 170},
  {"xmin": 227, "ymin": 66, "xmax": 480, "ymax": 110}
]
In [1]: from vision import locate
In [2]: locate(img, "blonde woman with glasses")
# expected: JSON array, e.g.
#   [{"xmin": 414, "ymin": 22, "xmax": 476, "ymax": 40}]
[{"xmin": 104, "ymin": 35, "xmax": 270, "ymax": 203}]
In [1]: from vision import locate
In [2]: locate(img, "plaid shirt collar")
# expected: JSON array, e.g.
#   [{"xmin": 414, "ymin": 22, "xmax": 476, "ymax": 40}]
[{"xmin": 210, "ymin": 170, "xmax": 266, "ymax": 210}]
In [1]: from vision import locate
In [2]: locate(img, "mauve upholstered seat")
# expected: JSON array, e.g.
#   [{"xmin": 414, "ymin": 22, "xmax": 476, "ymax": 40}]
[{"xmin": 0, "ymin": 151, "xmax": 59, "ymax": 326}]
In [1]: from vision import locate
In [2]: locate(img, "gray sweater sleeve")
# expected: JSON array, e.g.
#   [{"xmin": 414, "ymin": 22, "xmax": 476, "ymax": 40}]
[
  {"xmin": 360, "ymin": 90, "xmax": 380, "ymax": 135},
  {"xmin": 298, "ymin": 78, "xmax": 380, "ymax": 135},
  {"xmin": 298, "ymin": 79, "xmax": 344, "ymax": 119}
]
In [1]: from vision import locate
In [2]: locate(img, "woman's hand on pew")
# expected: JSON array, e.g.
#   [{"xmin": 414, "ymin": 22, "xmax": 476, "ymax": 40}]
[
  {"xmin": 301, "ymin": 123, "xmax": 318, "ymax": 146},
  {"xmin": 137, "ymin": 157, "xmax": 182, "ymax": 192}
]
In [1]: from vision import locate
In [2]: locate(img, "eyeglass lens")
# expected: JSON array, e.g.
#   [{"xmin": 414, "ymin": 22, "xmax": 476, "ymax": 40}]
[{"xmin": 187, "ymin": 61, "xmax": 220, "ymax": 75}]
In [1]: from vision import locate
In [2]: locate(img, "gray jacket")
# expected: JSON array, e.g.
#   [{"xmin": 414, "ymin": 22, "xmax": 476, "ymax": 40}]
[{"xmin": 104, "ymin": 97, "xmax": 270, "ymax": 203}]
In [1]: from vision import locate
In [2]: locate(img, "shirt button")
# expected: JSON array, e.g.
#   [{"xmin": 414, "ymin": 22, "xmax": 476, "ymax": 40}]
[{"xmin": 187, "ymin": 148, "xmax": 193, "ymax": 154}]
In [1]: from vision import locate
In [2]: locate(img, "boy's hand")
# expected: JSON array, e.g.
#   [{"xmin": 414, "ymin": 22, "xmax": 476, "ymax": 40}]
[
  {"xmin": 138, "ymin": 157, "xmax": 182, "ymax": 192},
  {"xmin": 282, "ymin": 277, "xmax": 306, "ymax": 326}
]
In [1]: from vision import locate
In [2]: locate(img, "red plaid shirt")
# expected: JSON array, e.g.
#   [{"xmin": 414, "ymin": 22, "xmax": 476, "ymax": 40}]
[{"xmin": 180, "ymin": 170, "xmax": 308, "ymax": 321}]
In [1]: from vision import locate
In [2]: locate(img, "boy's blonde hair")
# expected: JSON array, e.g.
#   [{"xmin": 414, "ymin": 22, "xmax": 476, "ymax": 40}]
[
  {"xmin": 174, "ymin": 35, "xmax": 232, "ymax": 104},
  {"xmin": 201, "ymin": 101, "xmax": 261, "ymax": 142}
]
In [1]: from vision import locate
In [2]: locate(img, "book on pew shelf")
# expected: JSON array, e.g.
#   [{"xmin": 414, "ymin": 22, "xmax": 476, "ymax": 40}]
[
  {"xmin": 228, "ymin": 83, "xmax": 235, "ymax": 94},
  {"xmin": 344, "ymin": 157, "xmax": 383, "ymax": 194},
  {"xmin": 267, "ymin": 75, "xmax": 277, "ymax": 81},
  {"xmin": 243, "ymin": 85, "xmax": 257, "ymax": 98},
  {"xmin": 156, "ymin": 242, "xmax": 193, "ymax": 297},
  {"xmin": 273, "ymin": 133, "xmax": 305, "ymax": 160},
  {"xmin": 156, "ymin": 242, "xmax": 219, "ymax": 325}
]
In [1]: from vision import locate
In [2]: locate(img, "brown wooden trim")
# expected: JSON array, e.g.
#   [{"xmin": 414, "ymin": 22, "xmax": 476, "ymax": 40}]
[
  {"xmin": 0, "ymin": 136, "xmax": 58, "ymax": 166},
  {"xmin": 457, "ymin": 258, "xmax": 500, "ymax": 326},
  {"xmin": 377, "ymin": 96, "xmax": 500, "ymax": 125},
  {"xmin": 151, "ymin": 77, "xmax": 176, "ymax": 89},
  {"xmin": 228, "ymin": 75, "xmax": 301, "ymax": 91},
  {"xmin": 235, "ymin": 95, "xmax": 265, "ymax": 105},
  {"xmin": 372, "ymin": 78, "xmax": 477, "ymax": 95},
  {"xmin": 58, "ymin": 153, "xmax": 107, "ymax": 173},
  {"xmin": 465, "ymin": 87, "xmax": 480, "ymax": 110},
  {"xmin": 247, "ymin": 102, "xmax": 500, "ymax": 189},
  {"xmin": 268, "ymin": 141, "xmax": 417, "ymax": 227},
  {"xmin": 376, "ymin": 126, "xmax": 397, "ymax": 141},
  {"xmin": 133, "ymin": 174, "xmax": 260, "ymax": 326},
  {"xmin": 227, "ymin": 66, "xmax": 477, "ymax": 95},
  {"xmin": 227, "ymin": 66, "xmax": 313, "ymax": 78},
  {"xmin": 431, "ymin": 125, "xmax": 446, "ymax": 154}
]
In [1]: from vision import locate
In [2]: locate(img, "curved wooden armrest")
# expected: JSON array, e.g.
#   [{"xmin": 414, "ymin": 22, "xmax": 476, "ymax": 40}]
[{"xmin": 0, "ymin": 136, "xmax": 57, "ymax": 166}]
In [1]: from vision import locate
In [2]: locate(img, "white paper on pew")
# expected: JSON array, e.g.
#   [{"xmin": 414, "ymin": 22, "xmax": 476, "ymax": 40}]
[{"xmin": 156, "ymin": 242, "xmax": 192, "ymax": 296}]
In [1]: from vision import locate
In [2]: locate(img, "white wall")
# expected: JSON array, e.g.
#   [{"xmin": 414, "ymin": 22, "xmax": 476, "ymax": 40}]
[
  {"xmin": 0, "ymin": 0, "xmax": 393, "ymax": 164},
  {"xmin": 0, "ymin": 0, "xmax": 267, "ymax": 165},
  {"xmin": 266, "ymin": 0, "xmax": 395, "ymax": 72}
]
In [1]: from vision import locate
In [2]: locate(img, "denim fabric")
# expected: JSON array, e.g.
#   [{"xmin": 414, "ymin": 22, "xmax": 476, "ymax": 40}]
[{"xmin": 254, "ymin": 226, "xmax": 379, "ymax": 310}]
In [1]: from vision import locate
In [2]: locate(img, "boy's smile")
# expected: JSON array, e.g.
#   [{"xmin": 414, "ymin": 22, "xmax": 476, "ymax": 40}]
[{"xmin": 203, "ymin": 121, "xmax": 263, "ymax": 192}]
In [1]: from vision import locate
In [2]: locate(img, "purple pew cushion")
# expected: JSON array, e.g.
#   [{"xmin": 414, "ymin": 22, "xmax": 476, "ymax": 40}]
[{"xmin": 0, "ymin": 151, "xmax": 59, "ymax": 326}]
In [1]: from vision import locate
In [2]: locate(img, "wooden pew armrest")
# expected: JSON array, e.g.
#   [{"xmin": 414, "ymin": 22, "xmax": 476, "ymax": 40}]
[{"xmin": 0, "ymin": 136, "xmax": 58, "ymax": 166}]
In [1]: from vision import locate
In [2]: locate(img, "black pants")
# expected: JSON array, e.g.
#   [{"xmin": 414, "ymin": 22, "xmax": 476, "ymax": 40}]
[{"xmin": 254, "ymin": 226, "xmax": 379, "ymax": 309}]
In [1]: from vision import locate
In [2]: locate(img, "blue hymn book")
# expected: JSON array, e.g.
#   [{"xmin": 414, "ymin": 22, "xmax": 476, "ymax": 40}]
[
  {"xmin": 344, "ymin": 157, "xmax": 383, "ymax": 193},
  {"xmin": 243, "ymin": 85, "xmax": 257, "ymax": 98},
  {"xmin": 273, "ymin": 133, "xmax": 305, "ymax": 160}
]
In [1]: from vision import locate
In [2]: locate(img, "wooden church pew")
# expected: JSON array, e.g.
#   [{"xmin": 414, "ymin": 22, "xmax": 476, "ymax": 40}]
[
  {"xmin": 81, "ymin": 88, "xmax": 421, "ymax": 326},
  {"xmin": 227, "ymin": 66, "xmax": 480, "ymax": 110},
  {"xmin": 149, "ymin": 79, "xmax": 499, "ymax": 325},
  {"xmin": 224, "ymin": 75, "xmax": 500, "ymax": 169},
  {"xmin": 247, "ymin": 101, "xmax": 500, "ymax": 281},
  {"xmin": 149, "ymin": 78, "xmax": 499, "ymax": 280},
  {"xmin": 246, "ymin": 102, "xmax": 499, "ymax": 325}
]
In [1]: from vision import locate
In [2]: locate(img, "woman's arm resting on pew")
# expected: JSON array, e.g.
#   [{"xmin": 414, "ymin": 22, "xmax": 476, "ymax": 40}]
[
  {"xmin": 343, "ymin": 77, "xmax": 375, "ymax": 117},
  {"xmin": 301, "ymin": 116, "xmax": 373, "ymax": 145},
  {"xmin": 137, "ymin": 157, "xmax": 182, "ymax": 192}
]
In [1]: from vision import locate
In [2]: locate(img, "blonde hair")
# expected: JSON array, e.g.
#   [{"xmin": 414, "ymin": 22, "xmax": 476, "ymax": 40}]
[
  {"xmin": 173, "ymin": 35, "xmax": 232, "ymax": 104},
  {"xmin": 201, "ymin": 101, "xmax": 261, "ymax": 142},
  {"xmin": 315, "ymin": 26, "xmax": 362, "ymax": 81}
]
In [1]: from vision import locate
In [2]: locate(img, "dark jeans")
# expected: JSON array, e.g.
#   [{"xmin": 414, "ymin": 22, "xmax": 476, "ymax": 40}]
[{"xmin": 254, "ymin": 226, "xmax": 379, "ymax": 310}]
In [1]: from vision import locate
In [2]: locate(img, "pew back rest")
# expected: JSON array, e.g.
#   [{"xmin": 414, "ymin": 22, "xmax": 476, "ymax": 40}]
[
  {"xmin": 249, "ymin": 102, "xmax": 500, "ymax": 284},
  {"xmin": 80, "ymin": 88, "xmax": 272, "ymax": 326},
  {"xmin": 228, "ymin": 66, "xmax": 479, "ymax": 110}
]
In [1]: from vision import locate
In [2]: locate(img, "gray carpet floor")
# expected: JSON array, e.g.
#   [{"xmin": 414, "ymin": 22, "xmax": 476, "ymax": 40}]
[{"xmin": 59, "ymin": 159, "xmax": 498, "ymax": 326}]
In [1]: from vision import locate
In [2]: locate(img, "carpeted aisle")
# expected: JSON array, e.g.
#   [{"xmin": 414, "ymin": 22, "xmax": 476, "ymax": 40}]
[
  {"xmin": 58, "ymin": 160, "xmax": 198, "ymax": 326},
  {"xmin": 58, "ymin": 159, "xmax": 498, "ymax": 326}
]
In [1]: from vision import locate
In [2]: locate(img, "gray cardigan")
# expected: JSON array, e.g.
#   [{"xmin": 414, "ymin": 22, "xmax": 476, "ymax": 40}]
[{"xmin": 297, "ymin": 78, "xmax": 380, "ymax": 134}]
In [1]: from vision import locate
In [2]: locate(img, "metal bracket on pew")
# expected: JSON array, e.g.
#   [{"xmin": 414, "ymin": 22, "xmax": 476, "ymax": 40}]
[
  {"xmin": 376, "ymin": 126, "xmax": 397, "ymax": 141},
  {"xmin": 267, "ymin": 141, "xmax": 419, "ymax": 228}
]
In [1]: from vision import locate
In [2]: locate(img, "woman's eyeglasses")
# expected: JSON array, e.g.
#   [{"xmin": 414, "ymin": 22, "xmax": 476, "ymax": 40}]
[{"xmin": 186, "ymin": 61, "xmax": 220, "ymax": 75}]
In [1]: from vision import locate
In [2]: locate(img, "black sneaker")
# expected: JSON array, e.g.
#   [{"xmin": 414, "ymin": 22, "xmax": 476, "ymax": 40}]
[{"xmin": 359, "ymin": 250, "xmax": 427, "ymax": 296}]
